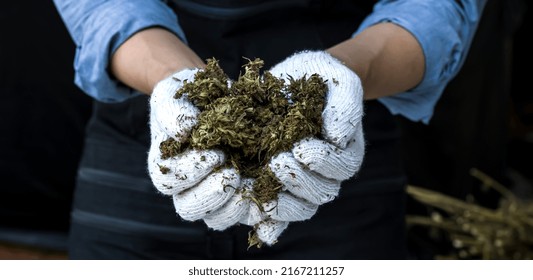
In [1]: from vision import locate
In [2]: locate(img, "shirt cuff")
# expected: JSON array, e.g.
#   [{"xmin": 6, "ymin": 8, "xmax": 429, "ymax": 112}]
[
  {"xmin": 354, "ymin": 0, "xmax": 484, "ymax": 123},
  {"xmin": 73, "ymin": 0, "xmax": 185, "ymax": 102}
]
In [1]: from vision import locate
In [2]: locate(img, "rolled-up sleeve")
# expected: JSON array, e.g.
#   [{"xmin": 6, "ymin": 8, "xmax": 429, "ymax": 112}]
[
  {"xmin": 53, "ymin": 0, "xmax": 186, "ymax": 102},
  {"xmin": 355, "ymin": 0, "xmax": 487, "ymax": 123}
]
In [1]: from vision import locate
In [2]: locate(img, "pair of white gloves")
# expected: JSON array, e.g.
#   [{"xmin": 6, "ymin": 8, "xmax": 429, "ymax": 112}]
[{"xmin": 147, "ymin": 51, "xmax": 365, "ymax": 245}]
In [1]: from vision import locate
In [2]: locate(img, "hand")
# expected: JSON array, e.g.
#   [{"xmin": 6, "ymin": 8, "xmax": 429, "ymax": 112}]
[
  {"xmin": 253, "ymin": 50, "xmax": 366, "ymax": 245},
  {"xmin": 147, "ymin": 68, "xmax": 242, "ymax": 225},
  {"xmin": 201, "ymin": 176, "xmax": 315, "ymax": 246}
]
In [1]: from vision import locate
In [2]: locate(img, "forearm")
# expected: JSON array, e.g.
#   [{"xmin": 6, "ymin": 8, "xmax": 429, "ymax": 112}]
[
  {"xmin": 327, "ymin": 22, "xmax": 424, "ymax": 100},
  {"xmin": 110, "ymin": 27, "xmax": 205, "ymax": 95}
]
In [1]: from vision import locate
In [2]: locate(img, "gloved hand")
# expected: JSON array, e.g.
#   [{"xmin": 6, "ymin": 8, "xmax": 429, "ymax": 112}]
[
  {"xmin": 203, "ymin": 177, "xmax": 310, "ymax": 245},
  {"xmin": 253, "ymin": 50, "xmax": 366, "ymax": 245},
  {"xmin": 147, "ymin": 68, "xmax": 243, "ymax": 226}
]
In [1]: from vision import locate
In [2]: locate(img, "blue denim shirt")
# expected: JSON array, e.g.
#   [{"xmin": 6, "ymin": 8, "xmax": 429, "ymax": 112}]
[{"xmin": 53, "ymin": 0, "xmax": 487, "ymax": 123}]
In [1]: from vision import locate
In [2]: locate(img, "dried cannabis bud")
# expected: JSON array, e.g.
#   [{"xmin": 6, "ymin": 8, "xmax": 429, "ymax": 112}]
[{"xmin": 163, "ymin": 57, "xmax": 326, "ymax": 212}]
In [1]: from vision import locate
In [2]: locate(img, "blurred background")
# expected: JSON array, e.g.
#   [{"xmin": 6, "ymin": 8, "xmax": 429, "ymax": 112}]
[
  {"xmin": 0, "ymin": 0, "xmax": 530, "ymax": 259},
  {"xmin": 0, "ymin": 1, "xmax": 91, "ymax": 258}
]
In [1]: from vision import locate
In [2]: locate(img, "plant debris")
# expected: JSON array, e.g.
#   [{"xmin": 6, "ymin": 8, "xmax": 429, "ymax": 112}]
[
  {"xmin": 407, "ymin": 168, "xmax": 533, "ymax": 259},
  {"xmin": 160, "ymin": 58, "xmax": 327, "ymax": 226}
]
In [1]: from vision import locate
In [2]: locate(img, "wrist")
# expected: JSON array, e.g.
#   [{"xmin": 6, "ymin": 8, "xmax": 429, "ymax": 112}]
[
  {"xmin": 326, "ymin": 48, "xmax": 370, "ymax": 88},
  {"xmin": 327, "ymin": 22, "xmax": 424, "ymax": 100},
  {"xmin": 110, "ymin": 27, "xmax": 205, "ymax": 94}
]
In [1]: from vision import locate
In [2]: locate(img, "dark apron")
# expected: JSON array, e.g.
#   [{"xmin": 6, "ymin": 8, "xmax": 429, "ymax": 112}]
[{"xmin": 69, "ymin": 0, "xmax": 408, "ymax": 259}]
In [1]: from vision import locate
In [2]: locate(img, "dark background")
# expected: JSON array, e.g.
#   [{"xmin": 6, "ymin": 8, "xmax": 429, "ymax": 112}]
[
  {"xmin": 0, "ymin": 1, "xmax": 92, "ymax": 255},
  {"xmin": 0, "ymin": 0, "xmax": 530, "ymax": 258}
]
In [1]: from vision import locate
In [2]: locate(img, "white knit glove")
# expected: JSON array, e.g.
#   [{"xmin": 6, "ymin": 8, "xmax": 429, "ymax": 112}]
[
  {"xmin": 147, "ymin": 69, "xmax": 243, "ymax": 228},
  {"xmin": 254, "ymin": 50, "xmax": 366, "ymax": 245}
]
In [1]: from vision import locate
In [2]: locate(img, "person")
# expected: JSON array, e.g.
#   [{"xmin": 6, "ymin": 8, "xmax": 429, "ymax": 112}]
[{"xmin": 53, "ymin": 0, "xmax": 486, "ymax": 259}]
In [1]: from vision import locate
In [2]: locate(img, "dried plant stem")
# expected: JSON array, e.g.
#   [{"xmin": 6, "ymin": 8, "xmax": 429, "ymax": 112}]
[
  {"xmin": 470, "ymin": 168, "xmax": 517, "ymax": 201},
  {"xmin": 406, "ymin": 169, "xmax": 533, "ymax": 259}
]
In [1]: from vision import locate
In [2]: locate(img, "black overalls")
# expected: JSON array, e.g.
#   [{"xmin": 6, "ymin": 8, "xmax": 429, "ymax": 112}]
[{"xmin": 69, "ymin": 0, "xmax": 408, "ymax": 259}]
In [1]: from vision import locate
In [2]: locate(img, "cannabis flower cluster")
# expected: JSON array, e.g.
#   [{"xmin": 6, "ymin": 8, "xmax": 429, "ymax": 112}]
[{"xmin": 159, "ymin": 58, "xmax": 327, "ymax": 207}]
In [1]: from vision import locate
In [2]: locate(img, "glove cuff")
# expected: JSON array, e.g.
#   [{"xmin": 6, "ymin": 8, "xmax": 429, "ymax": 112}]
[{"xmin": 149, "ymin": 68, "xmax": 201, "ymax": 142}]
